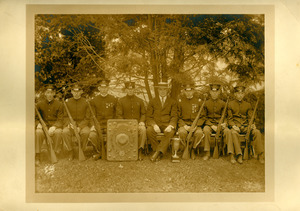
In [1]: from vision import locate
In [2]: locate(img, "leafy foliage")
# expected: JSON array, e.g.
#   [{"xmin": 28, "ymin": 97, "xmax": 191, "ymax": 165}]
[
  {"xmin": 35, "ymin": 15, "xmax": 106, "ymax": 94},
  {"xmin": 35, "ymin": 14, "xmax": 265, "ymax": 100}
]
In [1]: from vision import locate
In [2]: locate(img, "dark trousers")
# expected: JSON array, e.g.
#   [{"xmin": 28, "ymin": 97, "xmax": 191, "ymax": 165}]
[
  {"xmin": 232, "ymin": 127, "xmax": 264, "ymax": 155},
  {"xmin": 178, "ymin": 126, "xmax": 204, "ymax": 149},
  {"xmin": 35, "ymin": 128, "xmax": 62, "ymax": 154},
  {"xmin": 146, "ymin": 125, "xmax": 175, "ymax": 154},
  {"xmin": 62, "ymin": 126, "xmax": 90, "ymax": 152},
  {"xmin": 203, "ymin": 126, "xmax": 231, "ymax": 152},
  {"xmin": 88, "ymin": 127, "xmax": 106, "ymax": 154}
]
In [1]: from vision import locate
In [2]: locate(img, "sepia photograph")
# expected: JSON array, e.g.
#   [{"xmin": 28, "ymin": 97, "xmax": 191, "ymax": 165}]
[
  {"xmin": 5, "ymin": 0, "xmax": 300, "ymax": 209},
  {"xmin": 3, "ymin": 0, "xmax": 300, "ymax": 210},
  {"xmin": 25, "ymin": 5, "xmax": 274, "ymax": 203}
]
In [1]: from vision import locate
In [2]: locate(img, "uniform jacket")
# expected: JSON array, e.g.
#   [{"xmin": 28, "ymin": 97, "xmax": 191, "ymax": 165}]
[
  {"xmin": 146, "ymin": 96, "xmax": 178, "ymax": 128},
  {"xmin": 177, "ymin": 95, "xmax": 205, "ymax": 128},
  {"xmin": 227, "ymin": 99, "xmax": 253, "ymax": 127},
  {"xmin": 203, "ymin": 98, "xmax": 227, "ymax": 126},
  {"xmin": 63, "ymin": 97, "xmax": 90, "ymax": 129},
  {"xmin": 116, "ymin": 95, "xmax": 146, "ymax": 122},
  {"xmin": 90, "ymin": 94, "xmax": 117, "ymax": 125},
  {"xmin": 35, "ymin": 98, "xmax": 63, "ymax": 128}
]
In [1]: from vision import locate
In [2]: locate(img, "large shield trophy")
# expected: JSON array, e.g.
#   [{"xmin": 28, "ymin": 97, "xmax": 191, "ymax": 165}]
[{"xmin": 107, "ymin": 119, "xmax": 138, "ymax": 161}]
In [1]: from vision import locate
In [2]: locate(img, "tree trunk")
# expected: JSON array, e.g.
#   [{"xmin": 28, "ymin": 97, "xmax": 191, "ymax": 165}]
[
  {"xmin": 144, "ymin": 68, "xmax": 152, "ymax": 100},
  {"xmin": 169, "ymin": 44, "xmax": 185, "ymax": 99},
  {"xmin": 148, "ymin": 14, "xmax": 159, "ymax": 98}
]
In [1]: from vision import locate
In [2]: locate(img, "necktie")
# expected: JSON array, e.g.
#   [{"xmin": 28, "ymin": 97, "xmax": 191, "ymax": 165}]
[{"xmin": 161, "ymin": 97, "xmax": 165, "ymax": 106}]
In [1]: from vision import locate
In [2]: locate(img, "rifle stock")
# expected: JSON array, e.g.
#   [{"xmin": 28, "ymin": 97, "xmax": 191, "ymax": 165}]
[
  {"xmin": 243, "ymin": 98, "xmax": 259, "ymax": 160},
  {"xmin": 182, "ymin": 97, "xmax": 207, "ymax": 160},
  {"xmin": 213, "ymin": 98, "xmax": 229, "ymax": 159},
  {"xmin": 63, "ymin": 100, "xmax": 86, "ymax": 161},
  {"xmin": 35, "ymin": 105, "xmax": 57, "ymax": 164},
  {"xmin": 86, "ymin": 100, "xmax": 106, "ymax": 160}
]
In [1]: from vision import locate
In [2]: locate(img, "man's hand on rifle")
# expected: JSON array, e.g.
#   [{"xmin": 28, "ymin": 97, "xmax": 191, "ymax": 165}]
[
  {"xmin": 90, "ymin": 125, "xmax": 96, "ymax": 132},
  {"xmin": 221, "ymin": 123, "xmax": 227, "ymax": 130},
  {"xmin": 232, "ymin": 125, "xmax": 241, "ymax": 133},
  {"xmin": 184, "ymin": 125, "xmax": 191, "ymax": 131},
  {"xmin": 37, "ymin": 123, "xmax": 42, "ymax": 129},
  {"xmin": 184, "ymin": 125, "xmax": 197, "ymax": 132},
  {"xmin": 153, "ymin": 124, "xmax": 161, "ymax": 133},
  {"xmin": 48, "ymin": 126, "xmax": 56, "ymax": 136},
  {"xmin": 211, "ymin": 125, "xmax": 218, "ymax": 132},
  {"xmin": 164, "ymin": 125, "xmax": 174, "ymax": 133},
  {"xmin": 192, "ymin": 127, "xmax": 197, "ymax": 132},
  {"xmin": 139, "ymin": 122, "xmax": 145, "ymax": 127},
  {"xmin": 68, "ymin": 123, "xmax": 81, "ymax": 133},
  {"xmin": 251, "ymin": 124, "xmax": 256, "ymax": 130}
]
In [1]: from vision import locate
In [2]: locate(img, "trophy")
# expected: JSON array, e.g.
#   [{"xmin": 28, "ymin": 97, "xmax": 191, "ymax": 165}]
[{"xmin": 171, "ymin": 137, "xmax": 181, "ymax": 163}]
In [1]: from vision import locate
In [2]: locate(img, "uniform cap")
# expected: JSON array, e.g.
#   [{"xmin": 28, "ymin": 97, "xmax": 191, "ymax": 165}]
[
  {"xmin": 182, "ymin": 83, "xmax": 194, "ymax": 91},
  {"xmin": 98, "ymin": 79, "xmax": 110, "ymax": 87},
  {"xmin": 154, "ymin": 81, "xmax": 169, "ymax": 89},
  {"xmin": 209, "ymin": 83, "xmax": 221, "ymax": 91},
  {"xmin": 124, "ymin": 81, "xmax": 135, "ymax": 89},
  {"xmin": 234, "ymin": 82, "xmax": 246, "ymax": 92},
  {"xmin": 44, "ymin": 84, "xmax": 56, "ymax": 92},
  {"xmin": 71, "ymin": 84, "xmax": 82, "ymax": 91}
]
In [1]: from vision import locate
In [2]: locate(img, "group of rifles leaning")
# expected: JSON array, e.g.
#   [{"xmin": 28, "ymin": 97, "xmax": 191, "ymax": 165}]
[{"xmin": 35, "ymin": 79, "xmax": 265, "ymax": 166}]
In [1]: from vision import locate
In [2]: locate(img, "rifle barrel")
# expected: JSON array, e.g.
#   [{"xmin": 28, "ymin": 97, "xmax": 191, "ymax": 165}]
[
  {"xmin": 213, "ymin": 98, "xmax": 229, "ymax": 159},
  {"xmin": 182, "ymin": 97, "xmax": 206, "ymax": 160},
  {"xmin": 243, "ymin": 98, "xmax": 259, "ymax": 160},
  {"xmin": 63, "ymin": 100, "xmax": 86, "ymax": 161},
  {"xmin": 86, "ymin": 100, "xmax": 106, "ymax": 159},
  {"xmin": 35, "ymin": 105, "xmax": 57, "ymax": 163}
]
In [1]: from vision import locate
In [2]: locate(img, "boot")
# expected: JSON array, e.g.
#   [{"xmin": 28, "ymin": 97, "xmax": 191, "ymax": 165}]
[
  {"xmin": 258, "ymin": 153, "xmax": 265, "ymax": 164},
  {"xmin": 93, "ymin": 153, "xmax": 101, "ymax": 161},
  {"xmin": 150, "ymin": 151, "xmax": 160, "ymax": 162},
  {"xmin": 138, "ymin": 148, "xmax": 143, "ymax": 161},
  {"xmin": 203, "ymin": 151, "xmax": 210, "ymax": 161},
  {"xmin": 230, "ymin": 153, "xmax": 236, "ymax": 164},
  {"xmin": 68, "ymin": 150, "xmax": 74, "ymax": 161},
  {"xmin": 156, "ymin": 152, "xmax": 162, "ymax": 161},
  {"xmin": 191, "ymin": 149, "xmax": 196, "ymax": 160},
  {"xmin": 237, "ymin": 154, "xmax": 243, "ymax": 164},
  {"xmin": 35, "ymin": 153, "xmax": 41, "ymax": 167}
]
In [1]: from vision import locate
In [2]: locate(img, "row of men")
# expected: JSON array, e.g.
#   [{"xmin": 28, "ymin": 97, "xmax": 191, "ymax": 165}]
[{"xmin": 35, "ymin": 79, "xmax": 264, "ymax": 166}]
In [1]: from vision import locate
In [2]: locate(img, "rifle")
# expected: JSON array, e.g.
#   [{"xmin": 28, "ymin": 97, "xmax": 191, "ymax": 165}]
[
  {"xmin": 86, "ymin": 99, "xmax": 106, "ymax": 160},
  {"xmin": 213, "ymin": 97, "xmax": 229, "ymax": 159},
  {"xmin": 182, "ymin": 97, "xmax": 207, "ymax": 160},
  {"xmin": 35, "ymin": 105, "xmax": 58, "ymax": 164},
  {"xmin": 63, "ymin": 100, "xmax": 86, "ymax": 161},
  {"xmin": 243, "ymin": 98, "xmax": 259, "ymax": 160}
]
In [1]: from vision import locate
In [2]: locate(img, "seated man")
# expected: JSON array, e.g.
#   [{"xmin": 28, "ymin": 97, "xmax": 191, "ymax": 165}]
[
  {"xmin": 35, "ymin": 84, "xmax": 64, "ymax": 166},
  {"xmin": 146, "ymin": 81, "xmax": 178, "ymax": 162},
  {"xmin": 116, "ymin": 81, "xmax": 147, "ymax": 160},
  {"xmin": 228, "ymin": 83, "xmax": 264, "ymax": 164},
  {"xmin": 89, "ymin": 79, "xmax": 118, "ymax": 160},
  {"xmin": 202, "ymin": 82, "xmax": 231, "ymax": 161},
  {"xmin": 62, "ymin": 84, "xmax": 91, "ymax": 160},
  {"xmin": 177, "ymin": 83, "xmax": 205, "ymax": 159}
]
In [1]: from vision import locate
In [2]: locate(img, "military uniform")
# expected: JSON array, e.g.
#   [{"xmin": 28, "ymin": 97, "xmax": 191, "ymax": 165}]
[
  {"xmin": 90, "ymin": 94, "xmax": 117, "ymax": 128},
  {"xmin": 88, "ymin": 81, "xmax": 117, "ymax": 156},
  {"xmin": 177, "ymin": 90, "xmax": 205, "ymax": 158},
  {"xmin": 35, "ymin": 98, "xmax": 64, "ymax": 154},
  {"xmin": 202, "ymin": 84, "xmax": 231, "ymax": 160},
  {"xmin": 228, "ymin": 90, "xmax": 264, "ymax": 162},
  {"xmin": 35, "ymin": 85, "xmax": 63, "ymax": 165},
  {"xmin": 146, "ymin": 92, "xmax": 178, "ymax": 157},
  {"xmin": 116, "ymin": 94, "xmax": 146, "ymax": 150},
  {"xmin": 62, "ymin": 97, "xmax": 91, "ymax": 153}
]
